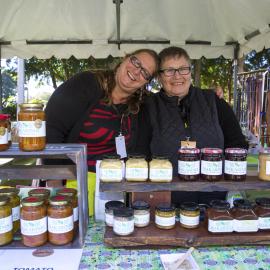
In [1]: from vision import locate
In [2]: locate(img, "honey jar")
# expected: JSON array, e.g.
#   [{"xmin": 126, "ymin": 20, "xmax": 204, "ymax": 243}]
[
  {"xmin": 155, "ymin": 203, "xmax": 175, "ymax": 229},
  {"xmin": 0, "ymin": 195, "xmax": 13, "ymax": 246},
  {"xmin": 180, "ymin": 202, "xmax": 200, "ymax": 229},
  {"xmin": 18, "ymin": 103, "xmax": 46, "ymax": 151},
  {"xmin": 126, "ymin": 155, "xmax": 148, "ymax": 181},
  {"xmin": 149, "ymin": 156, "xmax": 173, "ymax": 182},
  {"xmin": 258, "ymin": 148, "xmax": 270, "ymax": 181},
  {"xmin": 0, "ymin": 114, "xmax": 9, "ymax": 151},
  {"xmin": 100, "ymin": 155, "xmax": 123, "ymax": 182}
]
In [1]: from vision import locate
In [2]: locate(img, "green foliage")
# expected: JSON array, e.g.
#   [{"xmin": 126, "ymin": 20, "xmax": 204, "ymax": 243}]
[{"xmin": 244, "ymin": 48, "xmax": 270, "ymax": 70}]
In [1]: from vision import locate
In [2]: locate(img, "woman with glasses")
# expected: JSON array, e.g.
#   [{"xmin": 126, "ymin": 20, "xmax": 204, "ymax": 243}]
[{"xmin": 146, "ymin": 46, "xmax": 248, "ymax": 205}]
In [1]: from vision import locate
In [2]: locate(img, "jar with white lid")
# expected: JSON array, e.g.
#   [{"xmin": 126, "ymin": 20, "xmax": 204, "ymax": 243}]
[
  {"xmin": 100, "ymin": 155, "xmax": 123, "ymax": 182},
  {"xmin": 125, "ymin": 155, "xmax": 148, "ymax": 181},
  {"xmin": 149, "ymin": 156, "xmax": 172, "ymax": 182}
]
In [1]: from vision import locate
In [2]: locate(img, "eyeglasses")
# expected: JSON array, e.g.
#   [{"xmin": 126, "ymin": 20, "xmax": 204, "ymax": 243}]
[
  {"xmin": 160, "ymin": 66, "xmax": 191, "ymax": 77},
  {"xmin": 129, "ymin": 55, "xmax": 152, "ymax": 81}
]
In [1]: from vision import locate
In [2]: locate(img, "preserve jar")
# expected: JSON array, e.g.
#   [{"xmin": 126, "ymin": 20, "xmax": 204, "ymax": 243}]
[
  {"xmin": 28, "ymin": 188, "xmax": 50, "ymax": 205},
  {"xmin": 125, "ymin": 155, "xmax": 148, "ymax": 181},
  {"xmin": 20, "ymin": 197, "xmax": 47, "ymax": 247},
  {"xmin": 149, "ymin": 156, "xmax": 173, "ymax": 182},
  {"xmin": 178, "ymin": 148, "xmax": 200, "ymax": 180},
  {"xmin": 48, "ymin": 195, "xmax": 74, "ymax": 245},
  {"xmin": 18, "ymin": 103, "xmax": 46, "ymax": 151},
  {"xmin": 255, "ymin": 197, "xmax": 270, "ymax": 230},
  {"xmin": 258, "ymin": 148, "xmax": 270, "ymax": 181},
  {"xmin": 224, "ymin": 148, "xmax": 247, "ymax": 181},
  {"xmin": 232, "ymin": 199, "xmax": 258, "ymax": 232},
  {"xmin": 105, "ymin": 200, "xmax": 125, "ymax": 227},
  {"xmin": 132, "ymin": 200, "xmax": 150, "ymax": 227},
  {"xmin": 207, "ymin": 200, "xmax": 233, "ymax": 233},
  {"xmin": 180, "ymin": 202, "xmax": 200, "ymax": 229},
  {"xmin": 113, "ymin": 207, "xmax": 134, "ymax": 236},
  {"xmin": 100, "ymin": 155, "xmax": 123, "ymax": 182},
  {"xmin": 201, "ymin": 148, "xmax": 223, "ymax": 181},
  {"xmin": 0, "ymin": 188, "xmax": 20, "ymax": 233},
  {"xmin": 0, "ymin": 195, "xmax": 13, "ymax": 246},
  {"xmin": 0, "ymin": 114, "xmax": 9, "ymax": 151},
  {"xmin": 155, "ymin": 203, "xmax": 175, "ymax": 229}
]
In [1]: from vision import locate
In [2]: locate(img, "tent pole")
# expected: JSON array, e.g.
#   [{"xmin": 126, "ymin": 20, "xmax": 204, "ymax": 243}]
[
  {"xmin": 233, "ymin": 43, "xmax": 239, "ymax": 113},
  {"xmin": 0, "ymin": 44, "xmax": 2, "ymax": 112},
  {"xmin": 113, "ymin": 0, "xmax": 123, "ymax": 50},
  {"xmin": 17, "ymin": 58, "xmax": 25, "ymax": 117}
]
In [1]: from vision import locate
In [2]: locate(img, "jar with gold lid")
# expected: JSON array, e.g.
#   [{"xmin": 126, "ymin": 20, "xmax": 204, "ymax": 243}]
[
  {"xmin": 18, "ymin": 103, "xmax": 46, "ymax": 151},
  {"xmin": 48, "ymin": 195, "xmax": 74, "ymax": 245},
  {"xmin": 28, "ymin": 188, "xmax": 50, "ymax": 205},
  {"xmin": 0, "ymin": 195, "xmax": 13, "ymax": 246},
  {"xmin": 149, "ymin": 156, "xmax": 172, "ymax": 182},
  {"xmin": 155, "ymin": 203, "xmax": 175, "ymax": 229},
  {"xmin": 0, "ymin": 114, "xmax": 9, "ymax": 151},
  {"xmin": 100, "ymin": 155, "xmax": 123, "ymax": 182},
  {"xmin": 0, "ymin": 188, "xmax": 20, "ymax": 233},
  {"xmin": 258, "ymin": 148, "xmax": 270, "ymax": 181},
  {"xmin": 125, "ymin": 155, "xmax": 148, "ymax": 182},
  {"xmin": 180, "ymin": 202, "xmax": 200, "ymax": 229},
  {"xmin": 20, "ymin": 196, "xmax": 47, "ymax": 247}
]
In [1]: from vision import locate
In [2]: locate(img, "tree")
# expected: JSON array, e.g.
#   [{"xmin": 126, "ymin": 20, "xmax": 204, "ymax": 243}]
[{"xmin": 244, "ymin": 48, "xmax": 270, "ymax": 70}]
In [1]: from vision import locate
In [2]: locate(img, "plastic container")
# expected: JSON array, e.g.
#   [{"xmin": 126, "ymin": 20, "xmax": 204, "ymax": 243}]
[{"xmin": 149, "ymin": 156, "xmax": 172, "ymax": 182}]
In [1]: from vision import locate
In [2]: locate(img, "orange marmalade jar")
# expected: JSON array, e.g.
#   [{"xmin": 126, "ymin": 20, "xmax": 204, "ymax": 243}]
[
  {"xmin": 0, "ymin": 114, "xmax": 9, "ymax": 151},
  {"xmin": 18, "ymin": 103, "xmax": 46, "ymax": 151},
  {"xmin": 28, "ymin": 188, "xmax": 51, "ymax": 205}
]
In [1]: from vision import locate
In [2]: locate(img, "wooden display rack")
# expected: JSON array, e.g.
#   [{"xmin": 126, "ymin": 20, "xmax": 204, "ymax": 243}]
[{"xmin": 0, "ymin": 143, "xmax": 88, "ymax": 248}]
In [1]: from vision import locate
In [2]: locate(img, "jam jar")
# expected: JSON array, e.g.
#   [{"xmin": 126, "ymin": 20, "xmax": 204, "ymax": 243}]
[
  {"xmin": 105, "ymin": 201, "xmax": 125, "ymax": 227},
  {"xmin": 224, "ymin": 148, "xmax": 247, "ymax": 181},
  {"xmin": 48, "ymin": 195, "xmax": 74, "ymax": 245},
  {"xmin": 258, "ymin": 148, "xmax": 270, "ymax": 181},
  {"xmin": 201, "ymin": 148, "xmax": 223, "ymax": 181},
  {"xmin": 178, "ymin": 148, "xmax": 200, "ymax": 180},
  {"xmin": 125, "ymin": 155, "xmax": 148, "ymax": 182},
  {"xmin": 100, "ymin": 155, "xmax": 123, "ymax": 182},
  {"xmin": 113, "ymin": 207, "xmax": 134, "ymax": 236},
  {"xmin": 207, "ymin": 200, "xmax": 233, "ymax": 233},
  {"xmin": 20, "ymin": 197, "xmax": 47, "ymax": 247},
  {"xmin": 232, "ymin": 199, "xmax": 258, "ymax": 232},
  {"xmin": 18, "ymin": 103, "xmax": 46, "ymax": 151},
  {"xmin": 0, "ymin": 195, "xmax": 13, "ymax": 246},
  {"xmin": 0, "ymin": 114, "xmax": 9, "ymax": 151},
  {"xmin": 132, "ymin": 201, "xmax": 150, "ymax": 227},
  {"xmin": 180, "ymin": 202, "xmax": 200, "ymax": 229},
  {"xmin": 149, "ymin": 156, "xmax": 173, "ymax": 182},
  {"xmin": 0, "ymin": 188, "xmax": 20, "ymax": 233},
  {"xmin": 155, "ymin": 203, "xmax": 175, "ymax": 229},
  {"xmin": 255, "ymin": 197, "xmax": 270, "ymax": 230},
  {"xmin": 28, "ymin": 188, "xmax": 50, "ymax": 205}
]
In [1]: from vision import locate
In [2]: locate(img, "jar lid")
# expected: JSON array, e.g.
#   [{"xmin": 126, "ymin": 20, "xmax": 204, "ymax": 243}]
[
  {"xmin": 233, "ymin": 199, "xmax": 253, "ymax": 209},
  {"xmin": 105, "ymin": 200, "xmax": 125, "ymax": 210},
  {"xmin": 132, "ymin": 200, "xmax": 150, "ymax": 210},
  {"xmin": 156, "ymin": 203, "xmax": 175, "ymax": 212},
  {"xmin": 225, "ymin": 148, "xmax": 247, "ymax": 154},
  {"xmin": 102, "ymin": 154, "xmax": 120, "ymax": 160},
  {"xmin": 210, "ymin": 200, "xmax": 230, "ymax": 210},
  {"xmin": 0, "ymin": 114, "xmax": 9, "ymax": 121},
  {"xmin": 255, "ymin": 197, "xmax": 270, "ymax": 207},
  {"xmin": 49, "ymin": 195, "xmax": 70, "ymax": 206},
  {"xmin": 113, "ymin": 207, "xmax": 134, "ymax": 218},
  {"xmin": 57, "ymin": 188, "xmax": 77, "ymax": 196},
  {"xmin": 259, "ymin": 147, "xmax": 270, "ymax": 154},
  {"xmin": 128, "ymin": 154, "xmax": 146, "ymax": 159},
  {"xmin": 22, "ymin": 196, "xmax": 44, "ymax": 207},
  {"xmin": 29, "ymin": 188, "xmax": 51, "ymax": 197},
  {"xmin": 180, "ymin": 202, "xmax": 199, "ymax": 211},
  {"xmin": 0, "ymin": 195, "xmax": 10, "ymax": 206},
  {"xmin": 151, "ymin": 155, "xmax": 169, "ymax": 160},
  {"xmin": 0, "ymin": 187, "xmax": 19, "ymax": 196},
  {"xmin": 19, "ymin": 103, "xmax": 44, "ymax": 109},
  {"xmin": 201, "ymin": 148, "xmax": 223, "ymax": 154},
  {"xmin": 178, "ymin": 148, "xmax": 200, "ymax": 154}
]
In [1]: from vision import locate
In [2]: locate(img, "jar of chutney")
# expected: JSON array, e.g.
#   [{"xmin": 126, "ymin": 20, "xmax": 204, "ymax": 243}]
[{"xmin": 0, "ymin": 195, "xmax": 13, "ymax": 246}]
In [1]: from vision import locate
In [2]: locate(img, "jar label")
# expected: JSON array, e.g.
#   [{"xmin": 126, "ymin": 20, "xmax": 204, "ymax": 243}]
[
  {"xmin": 208, "ymin": 219, "xmax": 234, "ymax": 232},
  {"xmin": 266, "ymin": 161, "xmax": 270, "ymax": 175},
  {"xmin": 12, "ymin": 206, "xmax": 20, "ymax": 221},
  {"xmin": 233, "ymin": 219, "xmax": 258, "ymax": 232},
  {"xmin": 224, "ymin": 160, "xmax": 247, "ymax": 175},
  {"xmin": 155, "ymin": 215, "xmax": 175, "ymax": 227},
  {"xmin": 48, "ymin": 215, "xmax": 74, "ymax": 233},
  {"xmin": 126, "ymin": 168, "xmax": 148, "ymax": 180},
  {"xmin": 258, "ymin": 217, "xmax": 270, "ymax": 229},
  {"xmin": 134, "ymin": 213, "xmax": 150, "ymax": 225},
  {"xmin": 150, "ymin": 169, "xmax": 172, "ymax": 180},
  {"xmin": 0, "ymin": 215, "xmax": 12, "ymax": 234},
  {"xmin": 178, "ymin": 160, "xmax": 200, "ymax": 175},
  {"xmin": 201, "ymin": 160, "xmax": 222, "ymax": 175},
  {"xmin": 18, "ymin": 120, "xmax": 46, "ymax": 137},
  {"xmin": 0, "ymin": 128, "xmax": 8, "ymax": 144},
  {"xmin": 105, "ymin": 213, "xmax": 114, "ymax": 226},
  {"xmin": 180, "ymin": 214, "xmax": 199, "ymax": 226},
  {"xmin": 21, "ymin": 217, "xmax": 47, "ymax": 235},
  {"xmin": 73, "ymin": 207, "xmax": 78, "ymax": 222},
  {"xmin": 113, "ymin": 219, "xmax": 134, "ymax": 235},
  {"xmin": 100, "ymin": 168, "xmax": 122, "ymax": 181}
]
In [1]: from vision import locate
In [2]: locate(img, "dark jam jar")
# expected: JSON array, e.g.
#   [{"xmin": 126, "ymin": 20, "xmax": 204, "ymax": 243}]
[
  {"xmin": 224, "ymin": 148, "xmax": 247, "ymax": 181},
  {"xmin": 201, "ymin": 148, "xmax": 223, "ymax": 181},
  {"xmin": 255, "ymin": 197, "xmax": 270, "ymax": 230},
  {"xmin": 178, "ymin": 148, "xmax": 200, "ymax": 181}
]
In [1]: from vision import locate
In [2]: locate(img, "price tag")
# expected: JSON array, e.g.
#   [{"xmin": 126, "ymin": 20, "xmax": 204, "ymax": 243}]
[
  {"xmin": 180, "ymin": 140, "xmax": 196, "ymax": 148},
  {"xmin": 115, "ymin": 135, "xmax": 127, "ymax": 158}
]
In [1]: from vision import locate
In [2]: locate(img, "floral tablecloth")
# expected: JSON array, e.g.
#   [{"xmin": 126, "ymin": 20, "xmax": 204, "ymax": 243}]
[{"xmin": 79, "ymin": 220, "xmax": 270, "ymax": 270}]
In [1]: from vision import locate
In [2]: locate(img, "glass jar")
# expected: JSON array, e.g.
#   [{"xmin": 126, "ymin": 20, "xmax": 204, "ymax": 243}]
[
  {"xmin": 180, "ymin": 202, "xmax": 200, "ymax": 229},
  {"xmin": 132, "ymin": 201, "xmax": 150, "ymax": 227},
  {"xmin": 28, "ymin": 188, "xmax": 50, "ymax": 205},
  {"xmin": 48, "ymin": 195, "xmax": 74, "ymax": 245},
  {"xmin": 100, "ymin": 155, "xmax": 123, "ymax": 182},
  {"xmin": 149, "ymin": 156, "xmax": 173, "ymax": 182},
  {"xmin": 201, "ymin": 148, "xmax": 223, "ymax": 181},
  {"xmin": 258, "ymin": 148, "xmax": 270, "ymax": 181},
  {"xmin": 20, "ymin": 197, "xmax": 47, "ymax": 247},
  {"xmin": 3, "ymin": 114, "xmax": 12, "ymax": 146},
  {"xmin": 0, "ymin": 195, "xmax": 13, "ymax": 246},
  {"xmin": 125, "ymin": 155, "xmax": 148, "ymax": 182},
  {"xmin": 232, "ymin": 199, "xmax": 258, "ymax": 232},
  {"xmin": 0, "ymin": 188, "xmax": 20, "ymax": 233},
  {"xmin": 207, "ymin": 200, "xmax": 233, "ymax": 233},
  {"xmin": 224, "ymin": 148, "xmax": 247, "ymax": 181},
  {"xmin": 178, "ymin": 148, "xmax": 200, "ymax": 180},
  {"xmin": 113, "ymin": 207, "xmax": 134, "ymax": 236},
  {"xmin": 105, "ymin": 200, "xmax": 125, "ymax": 227},
  {"xmin": 155, "ymin": 203, "xmax": 175, "ymax": 229},
  {"xmin": 255, "ymin": 197, "xmax": 270, "ymax": 230},
  {"xmin": 18, "ymin": 103, "xmax": 46, "ymax": 151},
  {"xmin": 0, "ymin": 114, "xmax": 9, "ymax": 151}
]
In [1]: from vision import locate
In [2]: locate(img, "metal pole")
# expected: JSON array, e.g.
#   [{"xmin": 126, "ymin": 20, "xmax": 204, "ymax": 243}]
[
  {"xmin": 113, "ymin": 0, "xmax": 123, "ymax": 50},
  {"xmin": 17, "ymin": 58, "xmax": 25, "ymax": 117},
  {"xmin": 0, "ymin": 45, "xmax": 2, "ymax": 112},
  {"xmin": 233, "ymin": 44, "xmax": 239, "ymax": 113}
]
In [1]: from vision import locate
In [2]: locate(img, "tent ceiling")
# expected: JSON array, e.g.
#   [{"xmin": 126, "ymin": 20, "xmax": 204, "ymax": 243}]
[{"xmin": 0, "ymin": 0, "xmax": 270, "ymax": 59}]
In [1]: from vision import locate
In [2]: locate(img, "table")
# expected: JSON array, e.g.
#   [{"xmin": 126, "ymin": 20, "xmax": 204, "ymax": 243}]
[{"xmin": 79, "ymin": 219, "xmax": 270, "ymax": 270}]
